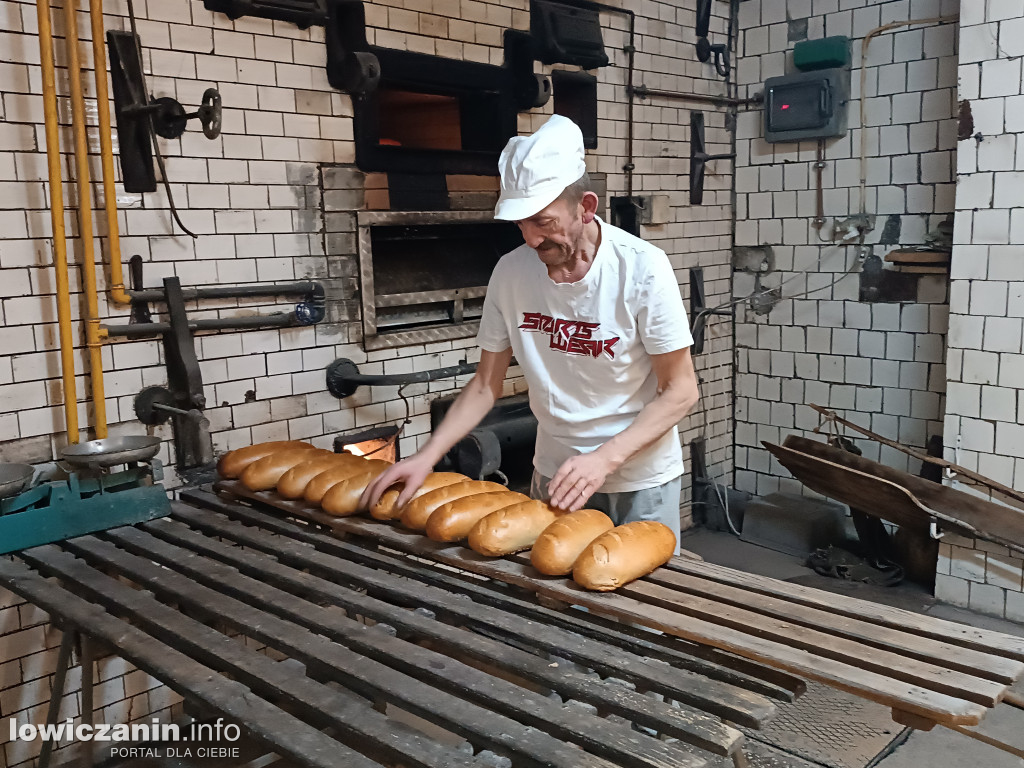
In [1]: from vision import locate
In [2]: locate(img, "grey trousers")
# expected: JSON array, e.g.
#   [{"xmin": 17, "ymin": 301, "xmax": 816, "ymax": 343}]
[{"xmin": 530, "ymin": 470, "xmax": 682, "ymax": 554}]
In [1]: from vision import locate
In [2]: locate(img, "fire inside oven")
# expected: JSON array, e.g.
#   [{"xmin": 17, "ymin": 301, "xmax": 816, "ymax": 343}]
[
  {"xmin": 356, "ymin": 82, "xmax": 515, "ymax": 174},
  {"xmin": 377, "ymin": 89, "xmax": 462, "ymax": 150},
  {"xmin": 335, "ymin": 425, "xmax": 400, "ymax": 464}
]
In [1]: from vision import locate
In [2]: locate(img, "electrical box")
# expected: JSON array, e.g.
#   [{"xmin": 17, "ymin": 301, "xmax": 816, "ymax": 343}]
[{"xmin": 763, "ymin": 68, "xmax": 849, "ymax": 143}]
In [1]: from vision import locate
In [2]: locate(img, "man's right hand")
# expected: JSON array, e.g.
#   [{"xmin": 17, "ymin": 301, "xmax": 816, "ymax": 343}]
[
  {"xmin": 360, "ymin": 452, "xmax": 437, "ymax": 512},
  {"xmin": 359, "ymin": 347, "xmax": 513, "ymax": 513}
]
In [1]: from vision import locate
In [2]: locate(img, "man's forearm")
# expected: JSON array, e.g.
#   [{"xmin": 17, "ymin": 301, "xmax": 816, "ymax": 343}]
[
  {"xmin": 595, "ymin": 382, "xmax": 699, "ymax": 470},
  {"xmin": 418, "ymin": 376, "xmax": 501, "ymax": 465}
]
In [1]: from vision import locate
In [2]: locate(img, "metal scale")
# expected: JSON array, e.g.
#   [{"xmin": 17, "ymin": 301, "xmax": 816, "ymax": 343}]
[{"xmin": 0, "ymin": 435, "xmax": 171, "ymax": 555}]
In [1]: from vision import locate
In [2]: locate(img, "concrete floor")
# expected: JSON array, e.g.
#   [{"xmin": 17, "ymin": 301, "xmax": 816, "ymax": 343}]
[{"xmin": 679, "ymin": 527, "xmax": 1024, "ymax": 768}]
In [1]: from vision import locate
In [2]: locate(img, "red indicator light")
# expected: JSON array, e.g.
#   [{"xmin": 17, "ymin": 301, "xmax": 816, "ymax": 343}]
[{"xmin": 781, "ymin": 104, "xmax": 790, "ymax": 110}]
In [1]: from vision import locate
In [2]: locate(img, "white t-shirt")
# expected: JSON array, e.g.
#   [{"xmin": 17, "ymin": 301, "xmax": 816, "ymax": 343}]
[{"xmin": 476, "ymin": 217, "xmax": 694, "ymax": 492}]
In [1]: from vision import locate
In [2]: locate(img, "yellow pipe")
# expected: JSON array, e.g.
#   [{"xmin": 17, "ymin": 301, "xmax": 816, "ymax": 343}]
[
  {"xmin": 64, "ymin": 0, "xmax": 108, "ymax": 439},
  {"xmin": 89, "ymin": 0, "xmax": 131, "ymax": 307},
  {"xmin": 36, "ymin": 0, "xmax": 79, "ymax": 444}
]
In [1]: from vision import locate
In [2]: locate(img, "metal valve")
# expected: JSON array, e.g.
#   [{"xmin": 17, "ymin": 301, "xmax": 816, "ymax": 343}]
[{"xmin": 151, "ymin": 88, "xmax": 223, "ymax": 140}]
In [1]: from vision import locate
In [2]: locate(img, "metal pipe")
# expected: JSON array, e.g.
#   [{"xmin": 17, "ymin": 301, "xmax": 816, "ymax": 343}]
[
  {"xmin": 561, "ymin": 0, "xmax": 636, "ymax": 198},
  {"xmin": 326, "ymin": 357, "xmax": 480, "ymax": 398},
  {"xmin": 89, "ymin": 0, "xmax": 131, "ymax": 306},
  {"xmin": 629, "ymin": 84, "xmax": 762, "ymax": 108},
  {"xmin": 127, "ymin": 280, "xmax": 323, "ymax": 303},
  {"xmin": 624, "ymin": 10, "xmax": 636, "ymax": 199},
  {"xmin": 64, "ymin": 0, "xmax": 109, "ymax": 440},
  {"xmin": 102, "ymin": 312, "xmax": 303, "ymax": 338},
  {"xmin": 36, "ymin": 0, "xmax": 79, "ymax": 444}
]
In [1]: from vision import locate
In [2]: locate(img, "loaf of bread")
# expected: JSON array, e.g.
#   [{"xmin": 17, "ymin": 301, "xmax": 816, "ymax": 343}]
[
  {"xmin": 239, "ymin": 448, "xmax": 332, "ymax": 491},
  {"xmin": 303, "ymin": 459, "xmax": 391, "ymax": 505},
  {"xmin": 573, "ymin": 521, "xmax": 676, "ymax": 591},
  {"xmin": 530, "ymin": 508, "xmax": 614, "ymax": 575},
  {"xmin": 370, "ymin": 472, "xmax": 467, "ymax": 520},
  {"xmin": 467, "ymin": 500, "xmax": 563, "ymax": 556},
  {"xmin": 277, "ymin": 453, "xmax": 365, "ymax": 499},
  {"xmin": 319, "ymin": 464, "xmax": 391, "ymax": 516},
  {"xmin": 399, "ymin": 480, "xmax": 509, "ymax": 531},
  {"xmin": 217, "ymin": 440, "xmax": 315, "ymax": 479},
  {"xmin": 425, "ymin": 491, "xmax": 530, "ymax": 542}
]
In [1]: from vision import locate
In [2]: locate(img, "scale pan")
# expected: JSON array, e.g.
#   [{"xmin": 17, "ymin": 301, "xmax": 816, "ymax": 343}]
[
  {"xmin": 60, "ymin": 435, "xmax": 162, "ymax": 468},
  {"xmin": 0, "ymin": 464, "xmax": 34, "ymax": 499}
]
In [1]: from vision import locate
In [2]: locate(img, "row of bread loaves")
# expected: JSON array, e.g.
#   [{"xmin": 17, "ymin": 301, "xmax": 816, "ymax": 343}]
[{"xmin": 217, "ymin": 441, "xmax": 676, "ymax": 590}]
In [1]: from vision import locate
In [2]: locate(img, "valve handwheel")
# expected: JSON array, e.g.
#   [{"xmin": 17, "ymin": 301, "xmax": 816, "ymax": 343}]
[{"xmin": 199, "ymin": 88, "xmax": 222, "ymax": 139}]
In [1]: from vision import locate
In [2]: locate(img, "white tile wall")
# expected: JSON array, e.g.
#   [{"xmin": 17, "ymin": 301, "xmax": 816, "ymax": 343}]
[
  {"xmin": 733, "ymin": 0, "xmax": 956, "ymax": 497},
  {"xmin": 0, "ymin": 1, "xmax": 738, "ymax": 763},
  {"xmin": 941, "ymin": 0, "xmax": 1024, "ymax": 620}
]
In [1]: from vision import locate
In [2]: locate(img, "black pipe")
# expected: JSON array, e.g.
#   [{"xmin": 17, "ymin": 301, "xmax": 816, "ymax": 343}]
[
  {"xmin": 326, "ymin": 358, "xmax": 479, "ymax": 398},
  {"xmin": 128, "ymin": 280, "xmax": 322, "ymax": 303},
  {"xmin": 555, "ymin": 0, "xmax": 636, "ymax": 198},
  {"xmin": 103, "ymin": 312, "xmax": 300, "ymax": 338},
  {"xmin": 629, "ymin": 84, "xmax": 763, "ymax": 108},
  {"xmin": 624, "ymin": 11, "xmax": 636, "ymax": 199}
]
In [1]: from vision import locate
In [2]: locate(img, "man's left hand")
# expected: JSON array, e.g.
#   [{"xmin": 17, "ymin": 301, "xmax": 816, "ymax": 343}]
[{"xmin": 548, "ymin": 452, "xmax": 616, "ymax": 511}]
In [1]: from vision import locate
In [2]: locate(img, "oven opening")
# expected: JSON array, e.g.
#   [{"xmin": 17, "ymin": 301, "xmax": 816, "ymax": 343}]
[
  {"xmin": 357, "ymin": 211, "xmax": 523, "ymax": 349},
  {"xmin": 335, "ymin": 425, "xmax": 401, "ymax": 464},
  {"xmin": 378, "ymin": 89, "xmax": 462, "ymax": 150},
  {"xmin": 356, "ymin": 80, "xmax": 513, "ymax": 173},
  {"xmin": 374, "ymin": 85, "xmax": 507, "ymax": 153}
]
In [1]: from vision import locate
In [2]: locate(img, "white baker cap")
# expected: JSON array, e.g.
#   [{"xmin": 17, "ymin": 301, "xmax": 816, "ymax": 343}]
[{"xmin": 493, "ymin": 115, "xmax": 586, "ymax": 221}]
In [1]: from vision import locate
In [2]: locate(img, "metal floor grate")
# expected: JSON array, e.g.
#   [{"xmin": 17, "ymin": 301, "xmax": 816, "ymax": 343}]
[{"xmin": 741, "ymin": 681, "xmax": 907, "ymax": 768}]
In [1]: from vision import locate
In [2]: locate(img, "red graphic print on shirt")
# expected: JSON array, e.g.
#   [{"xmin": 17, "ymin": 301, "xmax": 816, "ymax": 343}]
[{"xmin": 519, "ymin": 312, "xmax": 620, "ymax": 359}]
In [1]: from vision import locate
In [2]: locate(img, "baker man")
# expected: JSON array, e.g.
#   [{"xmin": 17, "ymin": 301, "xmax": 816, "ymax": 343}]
[{"xmin": 362, "ymin": 115, "xmax": 699, "ymax": 549}]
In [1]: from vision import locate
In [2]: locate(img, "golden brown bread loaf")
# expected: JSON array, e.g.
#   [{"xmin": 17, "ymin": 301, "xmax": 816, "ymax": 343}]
[
  {"xmin": 572, "ymin": 521, "xmax": 676, "ymax": 591},
  {"xmin": 425, "ymin": 491, "xmax": 531, "ymax": 542},
  {"xmin": 319, "ymin": 464, "xmax": 391, "ymax": 516},
  {"xmin": 239, "ymin": 448, "xmax": 332, "ymax": 491},
  {"xmin": 303, "ymin": 459, "xmax": 391, "ymax": 505},
  {"xmin": 530, "ymin": 508, "xmax": 614, "ymax": 575},
  {"xmin": 370, "ymin": 472, "xmax": 467, "ymax": 520},
  {"xmin": 399, "ymin": 480, "xmax": 509, "ymax": 531},
  {"xmin": 217, "ymin": 440, "xmax": 315, "ymax": 479},
  {"xmin": 277, "ymin": 453, "xmax": 365, "ymax": 499},
  {"xmin": 468, "ymin": 500, "xmax": 563, "ymax": 556}
]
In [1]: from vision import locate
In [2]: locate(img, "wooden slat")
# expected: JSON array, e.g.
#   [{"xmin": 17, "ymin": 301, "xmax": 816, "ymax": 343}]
[
  {"xmin": 615, "ymin": 579, "xmax": 1006, "ymax": 706},
  {"xmin": 305, "ymin": 514, "xmax": 992, "ymax": 725},
  {"xmin": 16, "ymin": 545, "xmax": 479, "ymax": 768},
  {"xmin": 202, "ymin": 483, "xmax": 1011, "ymax": 725},
  {"xmin": 186, "ymin": 486, "xmax": 804, "ymax": 703},
  {"xmin": 167, "ymin": 501, "xmax": 774, "ymax": 729},
  {"xmin": 129, "ymin": 515, "xmax": 743, "ymax": 757},
  {"xmin": 642, "ymin": 568, "xmax": 1023, "ymax": 683},
  {"xmin": 0, "ymin": 556, "xmax": 380, "ymax": 768},
  {"xmin": 663, "ymin": 558, "xmax": 1024, "ymax": 662},
  {"xmin": 67, "ymin": 529, "xmax": 700, "ymax": 768},
  {"xmin": 884, "ymin": 249, "xmax": 951, "ymax": 264}
]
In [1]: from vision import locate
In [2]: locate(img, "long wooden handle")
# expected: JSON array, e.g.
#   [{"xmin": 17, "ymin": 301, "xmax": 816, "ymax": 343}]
[{"xmin": 808, "ymin": 404, "xmax": 1024, "ymax": 511}]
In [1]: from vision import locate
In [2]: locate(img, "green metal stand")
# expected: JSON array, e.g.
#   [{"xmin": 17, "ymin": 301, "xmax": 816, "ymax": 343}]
[{"xmin": 0, "ymin": 464, "xmax": 171, "ymax": 554}]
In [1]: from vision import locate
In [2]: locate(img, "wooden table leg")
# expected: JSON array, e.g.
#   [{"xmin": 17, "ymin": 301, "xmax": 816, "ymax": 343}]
[{"xmin": 38, "ymin": 630, "xmax": 75, "ymax": 768}]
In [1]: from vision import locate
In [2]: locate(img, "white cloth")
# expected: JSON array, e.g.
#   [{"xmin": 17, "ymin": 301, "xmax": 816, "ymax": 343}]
[{"xmin": 476, "ymin": 217, "xmax": 694, "ymax": 492}]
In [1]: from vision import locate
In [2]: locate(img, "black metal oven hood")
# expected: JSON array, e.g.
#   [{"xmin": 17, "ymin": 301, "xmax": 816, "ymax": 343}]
[{"xmin": 326, "ymin": 0, "xmax": 549, "ymax": 175}]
